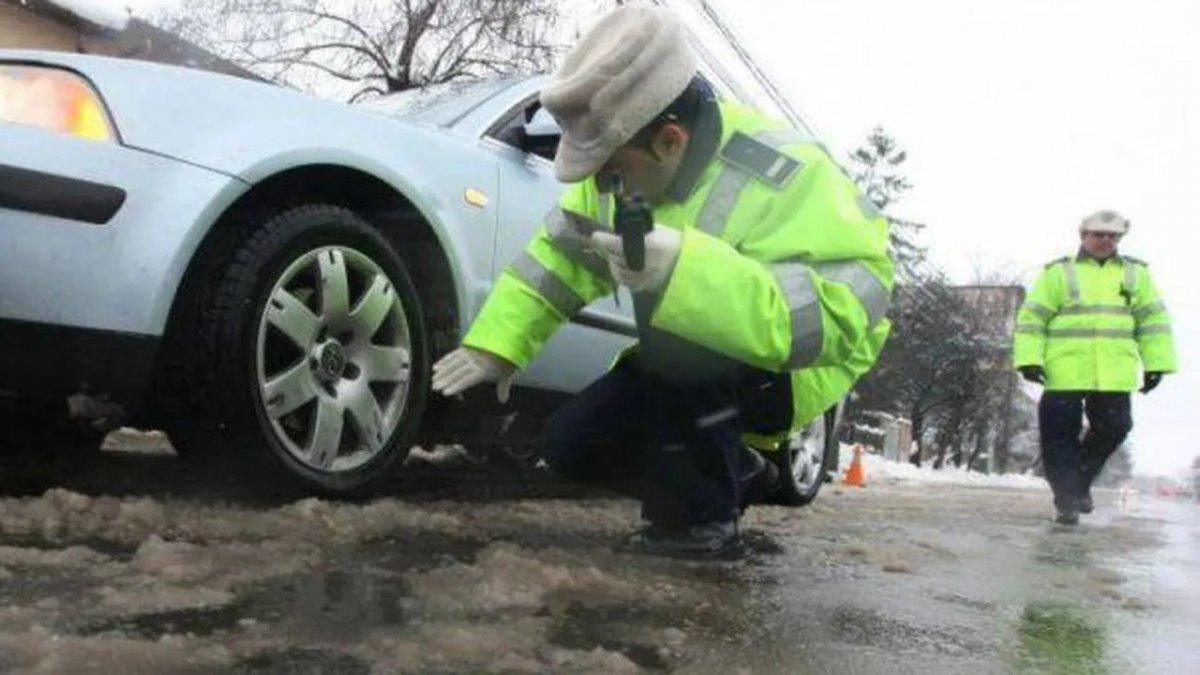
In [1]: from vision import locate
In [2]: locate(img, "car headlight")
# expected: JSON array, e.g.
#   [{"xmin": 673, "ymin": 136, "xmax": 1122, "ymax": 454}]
[{"xmin": 0, "ymin": 63, "xmax": 116, "ymax": 142}]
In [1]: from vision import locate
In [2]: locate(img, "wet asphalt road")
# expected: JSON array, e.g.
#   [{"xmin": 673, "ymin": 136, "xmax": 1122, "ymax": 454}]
[{"xmin": 0, "ymin": 437, "xmax": 1197, "ymax": 674}]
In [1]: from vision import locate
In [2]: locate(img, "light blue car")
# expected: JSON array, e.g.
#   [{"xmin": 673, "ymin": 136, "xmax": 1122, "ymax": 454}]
[{"xmin": 0, "ymin": 50, "xmax": 837, "ymax": 499}]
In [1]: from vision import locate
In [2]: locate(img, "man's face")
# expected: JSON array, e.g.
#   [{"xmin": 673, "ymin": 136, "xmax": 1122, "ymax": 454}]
[
  {"xmin": 596, "ymin": 123, "xmax": 689, "ymax": 204},
  {"xmin": 1081, "ymin": 230, "xmax": 1123, "ymax": 259}
]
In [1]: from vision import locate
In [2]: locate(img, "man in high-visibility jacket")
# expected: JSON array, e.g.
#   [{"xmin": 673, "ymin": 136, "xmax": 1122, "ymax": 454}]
[
  {"xmin": 1013, "ymin": 210, "xmax": 1176, "ymax": 525},
  {"xmin": 431, "ymin": 4, "xmax": 893, "ymax": 558}
]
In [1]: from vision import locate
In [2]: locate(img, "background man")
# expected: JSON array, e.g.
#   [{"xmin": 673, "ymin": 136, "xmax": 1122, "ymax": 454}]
[{"xmin": 1014, "ymin": 210, "xmax": 1176, "ymax": 524}]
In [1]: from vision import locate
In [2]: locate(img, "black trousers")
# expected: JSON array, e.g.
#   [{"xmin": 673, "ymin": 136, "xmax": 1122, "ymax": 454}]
[
  {"xmin": 1038, "ymin": 391, "xmax": 1133, "ymax": 510},
  {"xmin": 541, "ymin": 352, "xmax": 791, "ymax": 529}
]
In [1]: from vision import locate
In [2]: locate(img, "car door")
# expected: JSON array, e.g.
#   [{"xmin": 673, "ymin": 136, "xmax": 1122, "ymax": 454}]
[{"xmin": 480, "ymin": 95, "xmax": 636, "ymax": 393}]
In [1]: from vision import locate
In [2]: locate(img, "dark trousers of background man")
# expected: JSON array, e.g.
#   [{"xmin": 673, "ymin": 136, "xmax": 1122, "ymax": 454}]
[
  {"xmin": 1038, "ymin": 392, "xmax": 1133, "ymax": 511},
  {"xmin": 541, "ymin": 348, "xmax": 792, "ymax": 530}
]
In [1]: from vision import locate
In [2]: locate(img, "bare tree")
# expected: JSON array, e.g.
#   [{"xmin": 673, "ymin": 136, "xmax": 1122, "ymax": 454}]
[
  {"xmin": 847, "ymin": 273, "xmax": 981, "ymax": 465},
  {"xmin": 846, "ymin": 127, "xmax": 929, "ymax": 284},
  {"xmin": 156, "ymin": 0, "xmax": 562, "ymax": 101},
  {"xmin": 953, "ymin": 275, "xmax": 1029, "ymax": 473},
  {"xmin": 839, "ymin": 128, "xmax": 1041, "ymax": 472}
]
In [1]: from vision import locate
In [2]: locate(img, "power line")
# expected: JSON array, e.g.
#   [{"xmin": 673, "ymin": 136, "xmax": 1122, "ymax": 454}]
[
  {"xmin": 688, "ymin": 0, "xmax": 812, "ymax": 134},
  {"xmin": 648, "ymin": 0, "xmax": 814, "ymax": 135}
]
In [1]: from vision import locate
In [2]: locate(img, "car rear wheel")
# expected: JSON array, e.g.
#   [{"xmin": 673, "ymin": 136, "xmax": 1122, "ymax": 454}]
[
  {"xmin": 768, "ymin": 406, "xmax": 839, "ymax": 506},
  {"xmin": 164, "ymin": 204, "xmax": 428, "ymax": 495}
]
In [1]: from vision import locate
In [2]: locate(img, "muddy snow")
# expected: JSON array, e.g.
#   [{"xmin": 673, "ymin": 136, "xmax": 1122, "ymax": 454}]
[{"xmin": 0, "ymin": 438, "xmax": 1196, "ymax": 674}]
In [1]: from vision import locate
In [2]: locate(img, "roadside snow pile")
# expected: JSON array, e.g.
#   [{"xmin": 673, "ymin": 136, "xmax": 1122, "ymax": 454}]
[
  {"xmin": 47, "ymin": 1, "xmax": 130, "ymax": 31},
  {"xmin": 837, "ymin": 445, "xmax": 1047, "ymax": 491},
  {"xmin": 0, "ymin": 489, "xmax": 462, "ymax": 546}
]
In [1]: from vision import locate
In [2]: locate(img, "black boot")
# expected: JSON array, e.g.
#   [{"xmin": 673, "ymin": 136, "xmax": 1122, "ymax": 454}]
[
  {"xmin": 1054, "ymin": 494, "xmax": 1080, "ymax": 526},
  {"xmin": 738, "ymin": 446, "xmax": 780, "ymax": 510},
  {"xmin": 1079, "ymin": 491, "xmax": 1094, "ymax": 514},
  {"xmin": 620, "ymin": 520, "xmax": 745, "ymax": 560},
  {"xmin": 1055, "ymin": 510, "xmax": 1080, "ymax": 526}
]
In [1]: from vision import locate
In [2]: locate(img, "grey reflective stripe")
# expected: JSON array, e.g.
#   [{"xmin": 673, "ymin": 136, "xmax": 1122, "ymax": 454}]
[
  {"xmin": 1016, "ymin": 324, "xmax": 1046, "ymax": 335},
  {"xmin": 812, "ymin": 261, "xmax": 890, "ymax": 328},
  {"xmin": 756, "ymin": 128, "xmax": 811, "ymax": 148},
  {"xmin": 696, "ymin": 165, "xmax": 752, "ymax": 235},
  {"xmin": 1136, "ymin": 325, "xmax": 1173, "ymax": 337},
  {"xmin": 1124, "ymin": 261, "xmax": 1138, "ymax": 296},
  {"xmin": 1022, "ymin": 302, "xmax": 1055, "ymax": 320},
  {"xmin": 856, "ymin": 193, "xmax": 883, "ymax": 220},
  {"xmin": 771, "ymin": 262, "xmax": 823, "ymax": 368},
  {"xmin": 598, "ymin": 194, "xmax": 611, "ymax": 229},
  {"xmin": 1061, "ymin": 261, "xmax": 1081, "ymax": 302},
  {"xmin": 544, "ymin": 208, "xmax": 610, "ymax": 280},
  {"xmin": 1057, "ymin": 304, "xmax": 1132, "ymax": 316},
  {"xmin": 1133, "ymin": 301, "xmax": 1166, "ymax": 320},
  {"xmin": 696, "ymin": 406, "xmax": 738, "ymax": 429},
  {"xmin": 509, "ymin": 251, "xmax": 586, "ymax": 317},
  {"xmin": 1046, "ymin": 328, "xmax": 1134, "ymax": 339},
  {"xmin": 696, "ymin": 129, "xmax": 808, "ymax": 236},
  {"xmin": 546, "ymin": 207, "xmax": 602, "ymax": 237}
]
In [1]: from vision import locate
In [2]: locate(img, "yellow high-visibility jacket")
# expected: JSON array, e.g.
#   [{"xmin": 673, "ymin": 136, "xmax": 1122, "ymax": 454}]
[
  {"xmin": 463, "ymin": 99, "xmax": 895, "ymax": 440},
  {"xmin": 1014, "ymin": 253, "xmax": 1176, "ymax": 391}
]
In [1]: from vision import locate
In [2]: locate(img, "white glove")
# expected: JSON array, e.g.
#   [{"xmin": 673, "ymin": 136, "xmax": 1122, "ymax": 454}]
[
  {"xmin": 588, "ymin": 226, "xmax": 683, "ymax": 294},
  {"xmin": 431, "ymin": 347, "xmax": 517, "ymax": 402}
]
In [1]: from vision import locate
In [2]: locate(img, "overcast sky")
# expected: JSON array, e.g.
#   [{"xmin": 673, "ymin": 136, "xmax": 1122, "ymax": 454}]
[
  {"xmin": 711, "ymin": 0, "xmax": 1198, "ymax": 477},
  {"xmin": 119, "ymin": 0, "xmax": 1197, "ymax": 477}
]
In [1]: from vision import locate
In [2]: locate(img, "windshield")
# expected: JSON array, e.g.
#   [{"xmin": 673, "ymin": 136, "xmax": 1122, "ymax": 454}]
[{"xmin": 358, "ymin": 76, "xmax": 528, "ymax": 127}]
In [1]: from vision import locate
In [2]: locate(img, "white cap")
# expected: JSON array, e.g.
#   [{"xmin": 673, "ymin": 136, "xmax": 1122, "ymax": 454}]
[
  {"xmin": 539, "ymin": 3, "xmax": 699, "ymax": 183},
  {"xmin": 1080, "ymin": 210, "xmax": 1130, "ymax": 234}
]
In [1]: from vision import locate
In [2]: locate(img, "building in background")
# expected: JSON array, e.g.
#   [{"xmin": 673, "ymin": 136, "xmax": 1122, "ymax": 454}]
[
  {"xmin": 953, "ymin": 285, "xmax": 1030, "ymax": 472},
  {"xmin": 0, "ymin": 0, "xmax": 260, "ymax": 81}
]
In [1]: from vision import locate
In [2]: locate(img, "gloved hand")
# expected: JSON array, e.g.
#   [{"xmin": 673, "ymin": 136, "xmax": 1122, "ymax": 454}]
[
  {"xmin": 431, "ymin": 347, "xmax": 517, "ymax": 402},
  {"xmin": 1140, "ymin": 371, "xmax": 1163, "ymax": 394},
  {"xmin": 1018, "ymin": 365, "xmax": 1045, "ymax": 385},
  {"xmin": 589, "ymin": 226, "xmax": 683, "ymax": 293}
]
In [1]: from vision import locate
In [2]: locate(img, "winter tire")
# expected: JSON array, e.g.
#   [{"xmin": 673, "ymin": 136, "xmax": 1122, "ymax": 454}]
[
  {"xmin": 164, "ymin": 204, "xmax": 428, "ymax": 495},
  {"xmin": 768, "ymin": 405, "xmax": 840, "ymax": 507}
]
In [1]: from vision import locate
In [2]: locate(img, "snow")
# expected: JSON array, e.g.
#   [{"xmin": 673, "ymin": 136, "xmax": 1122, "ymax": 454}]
[
  {"xmin": 45, "ymin": 0, "xmax": 131, "ymax": 31},
  {"xmin": 836, "ymin": 444, "xmax": 1048, "ymax": 490},
  {"xmin": 851, "ymin": 423, "xmax": 885, "ymax": 436}
]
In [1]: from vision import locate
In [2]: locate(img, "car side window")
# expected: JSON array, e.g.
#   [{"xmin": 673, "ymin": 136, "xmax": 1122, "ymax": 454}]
[{"xmin": 487, "ymin": 97, "xmax": 560, "ymax": 162}]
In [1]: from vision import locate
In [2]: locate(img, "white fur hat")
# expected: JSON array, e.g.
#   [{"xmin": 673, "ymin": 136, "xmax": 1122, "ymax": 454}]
[
  {"xmin": 540, "ymin": 3, "xmax": 699, "ymax": 183},
  {"xmin": 1080, "ymin": 210, "xmax": 1130, "ymax": 234}
]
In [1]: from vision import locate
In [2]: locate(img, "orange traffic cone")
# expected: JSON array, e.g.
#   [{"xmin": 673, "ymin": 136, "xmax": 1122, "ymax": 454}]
[{"xmin": 842, "ymin": 444, "xmax": 866, "ymax": 487}]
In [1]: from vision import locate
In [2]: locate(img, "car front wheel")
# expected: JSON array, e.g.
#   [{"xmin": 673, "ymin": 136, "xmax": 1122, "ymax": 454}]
[{"xmin": 164, "ymin": 204, "xmax": 429, "ymax": 495}]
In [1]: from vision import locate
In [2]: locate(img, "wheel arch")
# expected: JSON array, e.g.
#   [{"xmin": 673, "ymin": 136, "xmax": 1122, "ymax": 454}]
[{"xmin": 150, "ymin": 163, "xmax": 464, "ymax": 423}]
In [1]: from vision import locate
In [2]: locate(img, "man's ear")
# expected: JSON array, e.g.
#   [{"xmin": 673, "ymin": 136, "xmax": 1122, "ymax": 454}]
[{"xmin": 653, "ymin": 123, "xmax": 690, "ymax": 159}]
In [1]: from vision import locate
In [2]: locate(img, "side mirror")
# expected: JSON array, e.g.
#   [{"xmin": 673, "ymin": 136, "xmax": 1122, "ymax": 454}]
[
  {"xmin": 523, "ymin": 107, "xmax": 561, "ymax": 139},
  {"xmin": 520, "ymin": 107, "xmax": 561, "ymax": 161}
]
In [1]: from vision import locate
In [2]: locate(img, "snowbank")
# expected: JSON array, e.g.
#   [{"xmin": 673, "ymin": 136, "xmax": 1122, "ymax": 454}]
[
  {"xmin": 47, "ymin": 1, "xmax": 130, "ymax": 31},
  {"xmin": 837, "ymin": 445, "xmax": 1047, "ymax": 490}
]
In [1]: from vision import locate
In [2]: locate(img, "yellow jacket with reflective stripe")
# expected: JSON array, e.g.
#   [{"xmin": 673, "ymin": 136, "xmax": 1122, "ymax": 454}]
[
  {"xmin": 463, "ymin": 100, "xmax": 895, "ymax": 432},
  {"xmin": 1013, "ymin": 253, "xmax": 1176, "ymax": 391}
]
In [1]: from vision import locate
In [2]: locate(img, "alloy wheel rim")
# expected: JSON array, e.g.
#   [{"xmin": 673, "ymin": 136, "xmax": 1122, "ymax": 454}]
[
  {"xmin": 790, "ymin": 417, "xmax": 826, "ymax": 493},
  {"xmin": 255, "ymin": 246, "xmax": 412, "ymax": 473}
]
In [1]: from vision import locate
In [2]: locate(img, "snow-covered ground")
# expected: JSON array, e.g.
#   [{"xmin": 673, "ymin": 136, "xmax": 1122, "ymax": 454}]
[
  {"xmin": 834, "ymin": 444, "xmax": 1049, "ymax": 491},
  {"xmin": 1, "ymin": 444, "xmax": 1190, "ymax": 673}
]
